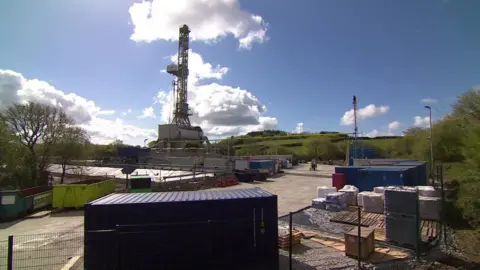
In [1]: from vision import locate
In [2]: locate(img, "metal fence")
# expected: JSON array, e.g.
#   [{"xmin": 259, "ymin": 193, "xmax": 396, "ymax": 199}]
[
  {"xmin": 0, "ymin": 240, "xmax": 8, "ymax": 269},
  {"xmin": 2, "ymin": 232, "xmax": 84, "ymax": 270}
]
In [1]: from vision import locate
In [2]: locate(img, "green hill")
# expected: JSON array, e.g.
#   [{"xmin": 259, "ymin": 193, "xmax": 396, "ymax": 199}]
[{"xmin": 218, "ymin": 130, "xmax": 402, "ymax": 160}]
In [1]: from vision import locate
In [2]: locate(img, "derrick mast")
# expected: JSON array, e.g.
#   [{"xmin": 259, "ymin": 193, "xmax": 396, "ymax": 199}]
[{"xmin": 167, "ymin": 24, "xmax": 192, "ymax": 127}]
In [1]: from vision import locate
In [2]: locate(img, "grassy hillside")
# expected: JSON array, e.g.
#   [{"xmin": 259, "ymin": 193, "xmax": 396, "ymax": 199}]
[{"xmin": 221, "ymin": 130, "xmax": 402, "ymax": 160}]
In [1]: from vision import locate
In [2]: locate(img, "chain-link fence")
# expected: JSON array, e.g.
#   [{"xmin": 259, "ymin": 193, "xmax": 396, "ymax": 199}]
[
  {"xmin": 0, "ymin": 239, "xmax": 8, "ymax": 269},
  {"xmin": 2, "ymin": 232, "xmax": 83, "ymax": 270}
]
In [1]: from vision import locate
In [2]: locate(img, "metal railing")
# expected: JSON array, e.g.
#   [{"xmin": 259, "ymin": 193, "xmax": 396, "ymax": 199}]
[{"xmin": 2, "ymin": 232, "xmax": 84, "ymax": 270}]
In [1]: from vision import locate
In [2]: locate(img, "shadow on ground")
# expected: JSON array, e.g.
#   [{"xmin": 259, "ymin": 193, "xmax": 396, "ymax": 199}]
[
  {"xmin": 0, "ymin": 218, "xmax": 24, "ymax": 229},
  {"xmin": 248, "ymin": 180, "xmax": 276, "ymax": 185},
  {"xmin": 279, "ymin": 253, "xmax": 317, "ymax": 270},
  {"xmin": 50, "ymin": 209, "xmax": 84, "ymax": 218},
  {"xmin": 269, "ymin": 173, "xmax": 286, "ymax": 179}
]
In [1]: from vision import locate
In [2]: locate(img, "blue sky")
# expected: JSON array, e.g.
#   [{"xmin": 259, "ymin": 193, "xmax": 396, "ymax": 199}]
[{"xmin": 0, "ymin": 0, "xmax": 479, "ymax": 145}]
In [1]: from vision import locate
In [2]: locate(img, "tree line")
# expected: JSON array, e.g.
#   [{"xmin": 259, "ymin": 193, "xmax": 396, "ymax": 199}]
[{"xmin": 0, "ymin": 102, "xmax": 135, "ymax": 190}]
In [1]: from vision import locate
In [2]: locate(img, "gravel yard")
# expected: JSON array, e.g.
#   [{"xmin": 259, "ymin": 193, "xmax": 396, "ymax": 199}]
[{"xmin": 3, "ymin": 168, "xmax": 471, "ymax": 269}]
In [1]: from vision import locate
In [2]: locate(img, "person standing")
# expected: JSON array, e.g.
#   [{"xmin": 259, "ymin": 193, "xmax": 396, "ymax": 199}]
[{"xmin": 311, "ymin": 158, "xmax": 317, "ymax": 171}]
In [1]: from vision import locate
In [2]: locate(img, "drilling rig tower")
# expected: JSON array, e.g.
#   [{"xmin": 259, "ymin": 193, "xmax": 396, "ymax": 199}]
[{"xmin": 155, "ymin": 24, "xmax": 211, "ymax": 152}]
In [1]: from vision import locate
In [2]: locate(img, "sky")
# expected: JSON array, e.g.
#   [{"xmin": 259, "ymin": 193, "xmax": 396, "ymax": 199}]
[{"xmin": 0, "ymin": 0, "xmax": 479, "ymax": 145}]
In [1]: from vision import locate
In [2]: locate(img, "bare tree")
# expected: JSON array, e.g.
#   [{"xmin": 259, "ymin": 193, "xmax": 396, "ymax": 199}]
[
  {"xmin": 55, "ymin": 127, "xmax": 90, "ymax": 184},
  {"xmin": 0, "ymin": 102, "xmax": 73, "ymax": 186}
]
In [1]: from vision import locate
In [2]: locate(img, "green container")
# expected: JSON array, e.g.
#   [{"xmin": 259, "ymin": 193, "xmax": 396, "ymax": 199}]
[
  {"xmin": 130, "ymin": 188, "xmax": 153, "ymax": 193},
  {"xmin": 52, "ymin": 179, "xmax": 115, "ymax": 208},
  {"xmin": 130, "ymin": 176, "xmax": 152, "ymax": 193},
  {"xmin": 0, "ymin": 186, "xmax": 53, "ymax": 221}
]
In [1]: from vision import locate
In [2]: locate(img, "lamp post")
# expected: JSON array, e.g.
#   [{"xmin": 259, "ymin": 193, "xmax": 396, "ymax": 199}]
[{"xmin": 425, "ymin": 106, "xmax": 434, "ymax": 184}]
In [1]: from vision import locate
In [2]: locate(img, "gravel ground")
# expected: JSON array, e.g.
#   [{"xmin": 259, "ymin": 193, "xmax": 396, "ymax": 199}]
[
  {"xmin": 278, "ymin": 239, "xmax": 359, "ymax": 269},
  {"xmin": 279, "ymin": 208, "xmax": 355, "ymax": 238},
  {"xmin": 277, "ymin": 207, "xmax": 480, "ymax": 269}
]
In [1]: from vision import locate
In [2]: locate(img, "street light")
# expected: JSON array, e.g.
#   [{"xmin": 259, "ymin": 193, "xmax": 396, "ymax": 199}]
[{"xmin": 425, "ymin": 105, "xmax": 434, "ymax": 184}]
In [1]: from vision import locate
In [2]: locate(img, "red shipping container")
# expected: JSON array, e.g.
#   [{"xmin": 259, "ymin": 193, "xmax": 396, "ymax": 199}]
[{"xmin": 332, "ymin": 173, "xmax": 346, "ymax": 191}]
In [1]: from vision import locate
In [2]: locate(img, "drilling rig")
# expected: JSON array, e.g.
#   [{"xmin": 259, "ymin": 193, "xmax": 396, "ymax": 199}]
[{"xmin": 156, "ymin": 25, "xmax": 211, "ymax": 152}]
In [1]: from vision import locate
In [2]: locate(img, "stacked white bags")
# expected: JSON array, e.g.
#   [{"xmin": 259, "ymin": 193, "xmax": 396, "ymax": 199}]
[
  {"xmin": 317, "ymin": 186, "xmax": 337, "ymax": 198},
  {"xmin": 419, "ymin": 197, "xmax": 441, "ymax": 220},
  {"xmin": 312, "ymin": 198, "xmax": 326, "ymax": 209},
  {"xmin": 373, "ymin": 186, "xmax": 385, "ymax": 195},
  {"xmin": 417, "ymin": 186, "xmax": 438, "ymax": 197},
  {"xmin": 325, "ymin": 192, "xmax": 348, "ymax": 211},
  {"xmin": 362, "ymin": 193, "xmax": 384, "ymax": 213},
  {"xmin": 339, "ymin": 185, "xmax": 359, "ymax": 206},
  {"xmin": 357, "ymin": 191, "xmax": 375, "ymax": 206},
  {"xmin": 312, "ymin": 186, "xmax": 337, "ymax": 209}
]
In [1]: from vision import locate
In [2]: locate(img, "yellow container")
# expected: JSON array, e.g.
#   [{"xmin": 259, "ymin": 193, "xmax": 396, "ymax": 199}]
[{"xmin": 53, "ymin": 179, "xmax": 115, "ymax": 208}]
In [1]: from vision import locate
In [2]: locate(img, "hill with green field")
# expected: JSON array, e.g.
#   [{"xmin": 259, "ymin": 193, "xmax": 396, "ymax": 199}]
[{"xmin": 219, "ymin": 129, "xmax": 402, "ymax": 160}]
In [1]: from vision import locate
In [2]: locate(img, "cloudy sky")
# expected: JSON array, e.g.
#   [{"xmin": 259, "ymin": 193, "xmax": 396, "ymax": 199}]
[{"xmin": 1, "ymin": 0, "xmax": 479, "ymax": 145}]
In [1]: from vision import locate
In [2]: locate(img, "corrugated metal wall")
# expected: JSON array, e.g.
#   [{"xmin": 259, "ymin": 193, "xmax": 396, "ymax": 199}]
[{"xmin": 84, "ymin": 188, "xmax": 279, "ymax": 270}]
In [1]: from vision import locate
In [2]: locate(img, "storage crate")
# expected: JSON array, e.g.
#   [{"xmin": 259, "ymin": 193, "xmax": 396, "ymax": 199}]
[{"xmin": 344, "ymin": 227, "xmax": 375, "ymax": 259}]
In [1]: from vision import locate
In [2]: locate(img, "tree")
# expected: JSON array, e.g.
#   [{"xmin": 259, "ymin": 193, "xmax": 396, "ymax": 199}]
[
  {"xmin": 147, "ymin": 140, "xmax": 158, "ymax": 148},
  {"xmin": 306, "ymin": 138, "xmax": 323, "ymax": 159},
  {"xmin": 55, "ymin": 127, "xmax": 90, "ymax": 184},
  {"xmin": 0, "ymin": 102, "xmax": 73, "ymax": 186},
  {"xmin": 0, "ymin": 120, "xmax": 32, "ymax": 189},
  {"xmin": 452, "ymin": 88, "xmax": 480, "ymax": 123}
]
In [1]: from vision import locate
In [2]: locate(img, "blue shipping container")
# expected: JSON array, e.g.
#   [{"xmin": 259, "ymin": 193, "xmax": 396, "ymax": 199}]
[
  {"xmin": 249, "ymin": 160, "xmax": 274, "ymax": 169},
  {"xmin": 84, "ymin": 188, "xmax": 279, "ymax": 270},
  {"xmin": 349, "ymin": 148, "xmax": 376, "ymax": 159},
  {"xmin": 335, "ymin": 166, "xmax": 365, "ymax": 187},
  {"xmin": 358, "ymin": 166, "xmax": 415, "ymax": 192},
  {"xmin": 394, "ymin": 161, "xmax": 428, "ymax": 186},
  {"xmin": 249, "ymin": 160, "xmax": 275, "ymax": 176}
]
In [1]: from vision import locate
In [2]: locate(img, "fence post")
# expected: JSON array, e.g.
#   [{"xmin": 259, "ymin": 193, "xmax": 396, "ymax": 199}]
[
  {"xmin": 416, "ymin": 194, "xmax": 420, "ymax": 260},
  {"xmin": 357, "ymin": 206, "xmax": 361, "ymax": 268},
  {"xmin": 289, "ymin": 212, "xmax": 292, "ymax": 270},
  {"xmin": 440, "ymin": 164, "xmax": 447, "ymax": 246},
  {"xmin": 7, "ymin": 235, "xmax": 13, "ymax": 270}
]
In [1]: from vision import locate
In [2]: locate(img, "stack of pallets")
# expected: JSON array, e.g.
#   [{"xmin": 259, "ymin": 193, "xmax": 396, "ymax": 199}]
[{"xmin": 278, "ymin": 231, "xmax": 302, "ymax": 250}]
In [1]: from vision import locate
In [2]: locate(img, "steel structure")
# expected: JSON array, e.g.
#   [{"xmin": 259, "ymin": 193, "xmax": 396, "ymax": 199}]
[
  {"xmin": 353, "ymin": 95, "xmax": 358, "ymax": 159},
  {"xmin": 167, "ymin": 24, "xmax": 192, "ymax": 127}
]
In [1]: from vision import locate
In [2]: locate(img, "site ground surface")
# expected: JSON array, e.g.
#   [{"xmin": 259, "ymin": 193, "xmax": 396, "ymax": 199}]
[{"xmin": 1, "ymin": 169, "xmax": 333, "ymax": 269}]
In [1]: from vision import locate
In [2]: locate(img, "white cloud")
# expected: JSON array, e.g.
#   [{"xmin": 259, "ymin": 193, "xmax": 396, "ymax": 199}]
[
  {"xmin": 128, "ymin": 0, "xmax": 268, "ymax": 50},
  {"xmin": 78, "ymin": 117, "xmax": 157, "ymax": 145},
  {"xmin": 0, "ymin": 69, "xmax": 157, "ymax": 145},
  {"xmin": 121, "ymin": 108, "xmax": 132, "ymax": 116},
  {"xmin": 154, "ymin": 50, "xmax": 277, "ymax": 137},
  {"xmin": 97, "ymin": 110, "xmax": 115, "ymax": 115},
  {"xmin": 138, "ymin": 106, "xmax": 156, "ymax": 119},
  {"xmin": 365, "ymin": 129, "xmax": 380, "ymax": 138},
  {"xmin": 421, "ymin": 97, "xmax": 437, "ymax": 104},
  {"xmin": 340, "ymin": 104, "xmax": 390, "ymax": 126},
  {"xmin": 293, "ymin": 122, "xmax": 304, "ymax": 134},
  {"xmin": 364, "ymin": 121, "xmax": 401, "ymax": 138},
  {"xmin": 413, "ymin": 116, "xmax": 430, "ymax": 127},
  {"xmin": 388, "ymin": 121, "xmax": 401, "ymax": 131}
]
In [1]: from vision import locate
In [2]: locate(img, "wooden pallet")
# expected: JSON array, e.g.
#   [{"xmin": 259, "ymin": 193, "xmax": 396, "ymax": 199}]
[
  {"xmin": 279, "ymin": 238, "xmax": 301, "ymax": 250},
  {"xmin": 330, "ymin": 210, "xmax": 384, "ymax": 227},
  {"xmin": 278, "ymin": 232, "xmax": 302, "ymax": 250}
]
